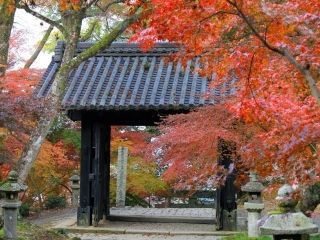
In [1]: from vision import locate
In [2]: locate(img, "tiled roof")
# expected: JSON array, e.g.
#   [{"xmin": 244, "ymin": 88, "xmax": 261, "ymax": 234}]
[{"xmin": 36, "ymin": 42, "xmax": 233, "ymax": 111}]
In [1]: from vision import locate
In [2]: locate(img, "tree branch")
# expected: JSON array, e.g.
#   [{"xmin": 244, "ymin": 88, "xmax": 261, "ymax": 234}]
[
  {"xmin": 282, "ymin": 49, "xmax": 320, "ymax": 104},
  {"xmin": 226, "ymin": 0, "xmax": 282, "ymax": 55},
  {"xmin": 96, "ymin": 0, "xmax": 125, "ymax": 12},
  {"xmin": 226, "ymin": 0, "xmax": 320, "ymax": 104},
  {"xmin": 24, "ymin": 25, "xmax": 54, "ymax": 69},
  {"xmin": 59, "ymin": 9, "xmax": 142, "ymax": 77},
  {"xmin": 80, "ymin": 20, "xmax": 98, "ymax": 41},
  {"xmin": 18, "ymin": 4, "xmax": 66, "ymax": 35},
  {"xmin": 245, "ymin": 53, "xmax": 269, "ymax": 132},
  {"xmin": 86, "ymin": 0, "xmax": 100, "ymax": 8},
  {"xmin": 200, "ymin": 10, "xmax": 238, "ymax": 24}
]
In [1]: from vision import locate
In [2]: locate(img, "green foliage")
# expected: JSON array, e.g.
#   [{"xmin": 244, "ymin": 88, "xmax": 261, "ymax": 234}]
[
  {"xmin": 0, "ymin": 135, "xmax": 4, "ymax": 151},
  {"xmin": 61, "ymin": 130, "xmax": 81, "ymax": 150},
  {"xmin": 47, "ymin": 114, "xmax": 80, "ymax": 150},
  {"xmin": 43, "ymin": 18, "xmax": 105, "ymax": 53},
  {"xmin": 126, "ymin": 193, "xmax": 149, "ymax": 207},
  {"xmin": 3, "ymin": 221, "xmax": 70, "ymax": 240},
  {"xmin": 43, "ymin": 30, "xmax": 64, "ymax": 53},
  {"xmin": 223, "ymin": 234, "xmax": 320, "ymax": 240},
  {"xmin": 55, "ymin": 228, "xmax": 68, "ymax": 235},
  {"xmin": 19, "ymin": 203, "xmax": 30, "ymax": 218},
  {"xmin": 224, "ymin": 233, "xmax": 271, "ymax": 240},
  {"xmin": 311, "ymin": 234, "xmax": 320, "ymax": 240},
  {"xmin": 44, "ymin": 195, "xmax": 67, "ymax": 209},
  {"xmin": 145, "ymin": 126, "xmax": 161, "ymax": 135}
]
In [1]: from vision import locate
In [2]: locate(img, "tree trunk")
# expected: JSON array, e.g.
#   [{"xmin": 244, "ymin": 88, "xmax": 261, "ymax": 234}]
[
  {"xmin": 16, "ymin": 8, "xmax": 85, "ymax": 183},
  {"xmin": 24, "ymin": 25, "xmax": 54, "ymax": 69},
  {"xmin": 16, "ymin": 8, "xmax": 141, "ymax": 184},
  {"xmin": 0, "ymin": 0, "xmax": 17, "ymax": 77}
]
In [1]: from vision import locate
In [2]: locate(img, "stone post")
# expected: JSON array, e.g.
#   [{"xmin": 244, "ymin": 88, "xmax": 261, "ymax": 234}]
[
  {"xmin": 116, "ymin": 146, "xmax": 128, "ymax": 208},
  {"xmin": 0, "ymin": 171, "xmax": 27, "ymax": 240},
  {"xmin": 70, "ymin": 173, "xmax": 80, "ymax": 206},
  {"xmin": 241, "ymin": 172, "xmax": 264, "ymax": 237}
]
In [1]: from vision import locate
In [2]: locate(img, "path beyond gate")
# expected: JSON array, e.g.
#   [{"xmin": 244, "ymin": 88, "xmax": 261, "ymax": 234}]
[{"xmin": 36, "ymin": 42, "xmax": 237, "ymax": 230}]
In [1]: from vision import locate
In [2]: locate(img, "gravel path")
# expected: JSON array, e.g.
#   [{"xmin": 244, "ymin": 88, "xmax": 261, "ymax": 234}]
[{"xmin": 69, "ymin": 233, "xmax": 221, "ymax": 240}]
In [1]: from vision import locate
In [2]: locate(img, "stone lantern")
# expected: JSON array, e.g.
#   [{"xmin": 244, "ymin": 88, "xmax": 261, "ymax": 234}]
[
  {"xmin": 70, "ymin": 172, "xmax": 80, "ymax": 206},
  {"xmin": 260, "ymin": 184, "xmax": 318, "ymax": 240},
  {"xmin": 241, "ymin": 172, "xmax": 265, "ymax": 237},
  {"xmin": 0, "ymin": 170, "xmax": 27, "ymax": 240}
]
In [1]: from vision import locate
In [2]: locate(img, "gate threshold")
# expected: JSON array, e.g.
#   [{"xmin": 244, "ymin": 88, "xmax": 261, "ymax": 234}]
[{"xmin": 107, "ymin": 215, "xmax": 216, "ymax": 224}]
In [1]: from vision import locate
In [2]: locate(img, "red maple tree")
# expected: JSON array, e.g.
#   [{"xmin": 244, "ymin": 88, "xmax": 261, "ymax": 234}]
[{"xmin": 132, "ymin": 0, "xmax": 320, "ymax": 188}]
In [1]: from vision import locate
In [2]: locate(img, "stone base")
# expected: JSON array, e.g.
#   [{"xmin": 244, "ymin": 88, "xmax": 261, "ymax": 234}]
[
  {"xmin": 222, "ymin": 209, "xmax": 237, "ymax": 231},
  {"xmin": 260, "ymin": 212, "xmax": 318, "ymax": 235},
  {"xmin": 77, "ymin": 206, "xmax": 92, "ymax": 226}
]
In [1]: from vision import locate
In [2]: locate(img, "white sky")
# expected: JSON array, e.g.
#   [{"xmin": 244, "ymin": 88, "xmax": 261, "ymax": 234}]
[{"xmin": 13, "ymin": 9, "xmax": 51, "ymax": 69}]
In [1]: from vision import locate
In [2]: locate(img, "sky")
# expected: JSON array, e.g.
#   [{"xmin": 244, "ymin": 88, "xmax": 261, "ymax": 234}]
[{"xmin": 13, "ymin": 9, "xmax": 51, "ymax": 69}]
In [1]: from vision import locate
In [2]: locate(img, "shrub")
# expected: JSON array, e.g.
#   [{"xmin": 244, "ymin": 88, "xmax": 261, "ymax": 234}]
[
  {"xmin": 300, "ymin": 182, "xmax": 320, "ymax": 214},
  {"xmin": 126, "ymin": 193, "xmax": 149, "ymax": 207},
  {"xmin": 44, "ymin": 195, "xmax": 67, "ymax": 209},
  {"xmin": 19, "ymin": 203, "xmax": 30, "ymax": 218}
]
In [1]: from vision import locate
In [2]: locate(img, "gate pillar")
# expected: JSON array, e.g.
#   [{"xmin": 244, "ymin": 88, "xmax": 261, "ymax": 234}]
[{"xmin": 216, "ymin": 139, "xmax": 237, "ymax": 231}]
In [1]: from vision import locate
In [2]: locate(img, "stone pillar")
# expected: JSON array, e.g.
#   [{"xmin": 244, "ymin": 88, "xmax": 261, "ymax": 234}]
[
  {"xmin": 0, "ymin": 171, "xmax": 27, "ymax": 240},
  {"xmin": 244, "ymin": 203, "xmax": 264, "ymax": 237},
  {"xmin": 241, "ymin": 172, "xmax": 265, "ymax": 237},
  {"xmin": 70, "ymin": 173, "xmax": 80, "ymax": 206},
  {"xmin": 116, "ymin": 146, "xmax": 128, "ymax": 208}
]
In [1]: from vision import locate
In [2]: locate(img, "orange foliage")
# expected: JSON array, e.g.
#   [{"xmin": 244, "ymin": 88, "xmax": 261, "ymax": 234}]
[
  {"xmin": 58, "ymin": 0, "xmax": 82, "ymax": 11},
  {"xmin": 0, "ymin": 0, "xmax": 16, "ymax": 14}
]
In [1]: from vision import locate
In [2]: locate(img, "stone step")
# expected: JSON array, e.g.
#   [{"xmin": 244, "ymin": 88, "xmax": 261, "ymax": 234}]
[
  {"xmin": 108, "ymin": 215, "xmax": 215, "ymax": 224},
  {"xmin": 56, "ymin": 226, "xmax": 239, "ymax": 236}
]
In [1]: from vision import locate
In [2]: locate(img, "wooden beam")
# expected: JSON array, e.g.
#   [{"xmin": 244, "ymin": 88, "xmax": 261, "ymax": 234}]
[
  {"xmin": 92, "ymin": 121, "xmax": 108, "ymax": 226},
  {"xmin": 67, "ymin": 109, "xmax": 190, "ymax": 124},
  {"xmin": 77, "ymin": 116, "xmax": 93, "ymax": 226},
  {"xmin": 104, "ymin": 125, "xmax": 111, "ymax": 218}
]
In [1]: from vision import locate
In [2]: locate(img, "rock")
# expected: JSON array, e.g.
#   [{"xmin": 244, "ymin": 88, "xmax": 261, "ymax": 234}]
[{"xmin": 260, "ymin": 212, "xmax": 318, "ymax": 235}]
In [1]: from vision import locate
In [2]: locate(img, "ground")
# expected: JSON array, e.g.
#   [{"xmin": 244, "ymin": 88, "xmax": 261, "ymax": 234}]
[
  {"xmin": 25, "ymin": 206, "xmax": 320, "ymax": 240},
  {"xmin": 70, "ymin": 233, "xmax": 221, "ymax": 240}
]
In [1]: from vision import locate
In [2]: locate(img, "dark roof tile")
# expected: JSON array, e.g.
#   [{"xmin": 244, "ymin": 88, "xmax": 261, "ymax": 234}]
[{"xmin": 36, "ymin": 42, "xmax": 232, "ymax": 111}]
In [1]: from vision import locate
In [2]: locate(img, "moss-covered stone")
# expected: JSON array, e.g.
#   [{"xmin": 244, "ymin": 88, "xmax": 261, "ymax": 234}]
[{"xmin": 0, "ymin": 221, "xmax": 72, "ymax": 240}]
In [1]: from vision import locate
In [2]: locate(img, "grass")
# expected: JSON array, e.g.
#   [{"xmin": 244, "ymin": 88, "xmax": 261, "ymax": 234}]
[
  {"xmin": 311, "ymin": 234, "xmax": 320, "ymax": 240},
  {"xmin": 224, "ymin": 233, "xmax": 272, "ymax": 240},
  {"xmin": 0, "ymin": 221, "xmax": 71, "ymax": 240},
  {"xmin": 224, "ymin": 233, "xmax": 320, "ymax": 240}
]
